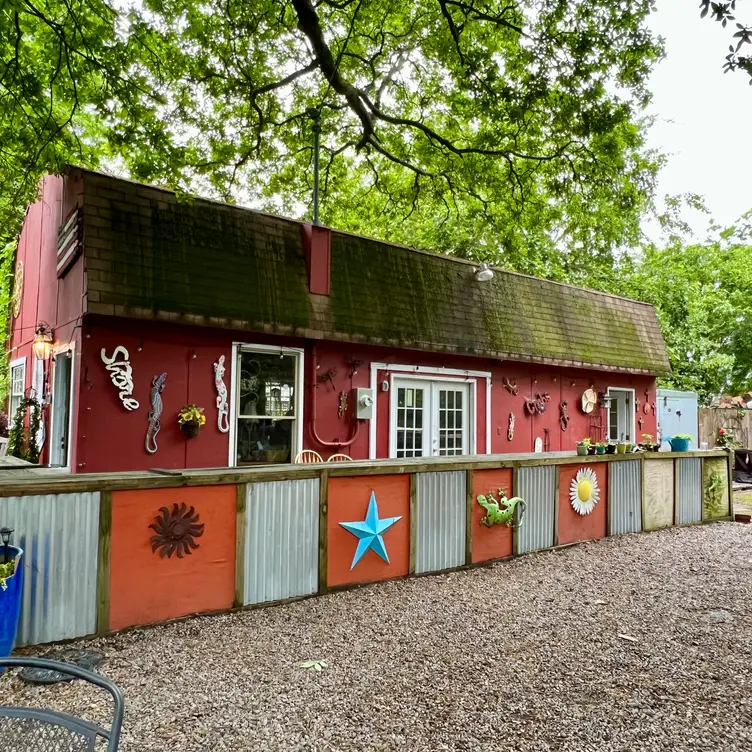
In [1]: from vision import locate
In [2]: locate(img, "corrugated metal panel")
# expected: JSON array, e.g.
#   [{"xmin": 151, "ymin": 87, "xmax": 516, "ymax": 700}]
[
  {"xmin": 415, "ymin": 471, "xmax": 466, "ymax": 574},
  {"xmin": 517, "ymin": 466, "xmax": 556, "ymax": 554},
  {"xmin": 0, "ymin": 493, "xmax": 100, "ymax": 646},
  {"xmin": 676, "ymin": 458, "xmax": 702, "ymax": 524},
  {"xmin": 609, "ymin": 460, "xmax": 642, "ymax": 535},
  {"xmin": 244, "ymin": 479, "xmax": 319, "ymax": 606}
]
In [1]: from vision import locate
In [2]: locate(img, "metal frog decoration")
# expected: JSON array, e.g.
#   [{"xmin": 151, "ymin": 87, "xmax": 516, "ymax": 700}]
[{"xmin": 477, "ymin": 489, "xmax": 527, "ymax": 528}]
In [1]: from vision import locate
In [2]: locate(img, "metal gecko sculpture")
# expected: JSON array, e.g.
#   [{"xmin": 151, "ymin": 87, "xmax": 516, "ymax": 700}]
[
  {"xmin": 213, "ymin": 356, "xmax": 230, "ymax": 433},
  {"xmin": 476, "ymin": 488, "xmax": 527, "ymax": 528},
  {"xmin": 507, "ymin": 412, "xmax": 515, "ymax": 441},
  {"xmin": 559, "ymin": 400, "xmax": 569, "ymax": 431},
  {"xmin": 145, "ymin": 372, "xmax": 167, "ymax": 454}
]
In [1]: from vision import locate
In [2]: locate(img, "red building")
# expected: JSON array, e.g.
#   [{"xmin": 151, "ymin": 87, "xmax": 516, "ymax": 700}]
[{"xmin": 7, "ymin": 169, "xmax": 669, "ymax": 473}]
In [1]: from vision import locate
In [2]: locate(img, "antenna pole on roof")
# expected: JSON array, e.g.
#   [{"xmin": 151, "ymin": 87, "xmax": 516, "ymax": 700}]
[{"xmin": 306, "ymin": 107, "xmax": 322, "ymax": 226}]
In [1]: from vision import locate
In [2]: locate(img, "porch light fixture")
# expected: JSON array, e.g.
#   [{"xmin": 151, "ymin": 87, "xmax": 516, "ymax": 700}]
[
  {"xmin": 598, "ymin": 391, "xmax": 613, "ymax": 410},
  {"xmin": 474, "ymin": 262, "xmax": 494, "ymax": 282},
  {"xmin": 32, "ymin": 322, "xmax": 53, "ymax": 360},
  {"xmin": 0, "ymin": 527, "xmax": 13, "ymax": 564}
]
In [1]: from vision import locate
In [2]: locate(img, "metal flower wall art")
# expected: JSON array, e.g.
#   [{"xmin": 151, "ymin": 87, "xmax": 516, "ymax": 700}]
[
  {"xmin": 569, "ymin": 467, "xmax": 600, "ymax": 516},
  {"xmin": 149, "ymin": 503, "xmax": 205, "ymax": 558},
  {"xmin": 101, "ymin": 346, "xmax": 140, "ymax": 410}
]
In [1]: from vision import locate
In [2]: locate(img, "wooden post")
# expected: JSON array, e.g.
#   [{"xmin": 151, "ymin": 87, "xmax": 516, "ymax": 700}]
[
  {"xmin": 234, "ymin": 483, "xmax": 247, "ymax": 609},
  {"xmin": 639, "ymin": 455, "xmax": 646, "ymax": 531},
  {"xmin": 606, "ymin": 463, "xmax": 613, "ymax": 537},
  {"xmin": 465, "ymin": 469, "xmax": 473, "ymax": 566},
  {"xmin": 318, "ymin": 469, "xmax": 329, "ymax": 593},
  {"xmin": 726, "ymin": 450, "xmax": 734, "ymax": 518},
  {"xmin": 96, "ymin": 491, "xmax": 112, "ymax": 634},
  {"xmin": 409, "ymin": 473, "xmax": 417, "ymax": 575},
  {"xmin": 552, "ymin": 465, "xmax": 560, "ymax": 547},
  {"xmin": 512, "ymin": 464, "xmax": 520, "ymax": 555}
]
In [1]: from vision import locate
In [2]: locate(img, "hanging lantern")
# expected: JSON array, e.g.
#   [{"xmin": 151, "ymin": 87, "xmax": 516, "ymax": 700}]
[{"xmin": 32, "ymin": 323, "xmax": 53, "ymax": 360}]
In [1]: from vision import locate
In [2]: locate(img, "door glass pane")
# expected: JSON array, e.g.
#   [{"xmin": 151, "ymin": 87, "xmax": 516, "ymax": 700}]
[
  {"xmin": 609, "ymin": 396, "xmax": 619, "ymax": 441},
  {"xmin": 50, "ymin": 354, "xmax": 72, "ymax": 467},
  {"xmin": 236, "ymin": 418, "xmax": 293, "ymax": 465},
  {"xmin": 437, "ymin": 387, "xmax": 466, "ymax": 456},
  {"xmin": 239, "ymin": 352, "xmax": 295, "ymax": 417},
  {"xmin": 396, "ymin": 386, "xmax": 425, "ymax": 458}
]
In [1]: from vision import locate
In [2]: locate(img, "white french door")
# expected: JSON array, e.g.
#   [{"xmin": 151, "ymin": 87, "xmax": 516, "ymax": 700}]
[{"xmin": 391, "ymin": 379, "xmax": 472, "ymax": 458}]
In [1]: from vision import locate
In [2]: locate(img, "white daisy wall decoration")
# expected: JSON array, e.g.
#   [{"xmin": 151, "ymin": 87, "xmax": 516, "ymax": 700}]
[{"xmin": 569, "ymin": 467, "xmax": 600, "ymax": 515}]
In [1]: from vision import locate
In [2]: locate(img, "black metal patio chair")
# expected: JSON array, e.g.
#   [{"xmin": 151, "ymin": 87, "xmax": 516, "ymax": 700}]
[{"xmin": 0, "ymin": 656, "xmax": 124, "ymax": 751}]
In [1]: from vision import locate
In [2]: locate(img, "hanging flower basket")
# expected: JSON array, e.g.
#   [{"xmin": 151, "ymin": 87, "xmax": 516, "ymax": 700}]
[{"xmin": 178, "ymin": 404, "xmax": 206, "ymax": 439}]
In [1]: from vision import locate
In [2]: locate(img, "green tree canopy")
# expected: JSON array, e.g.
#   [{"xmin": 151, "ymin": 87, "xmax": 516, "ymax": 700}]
[
  {"xmin": 1, "ymin": 0, "xmax": 663, "ymax": 281},
  {"xmin": 621, "ymin": 216, "xmax": 752, "ymax": 403}
]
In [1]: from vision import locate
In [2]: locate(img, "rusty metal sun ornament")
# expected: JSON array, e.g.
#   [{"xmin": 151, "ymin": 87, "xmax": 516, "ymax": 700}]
[{"xmin": 149, "ymin": 503, "xmax": 204, "ymax": 558}]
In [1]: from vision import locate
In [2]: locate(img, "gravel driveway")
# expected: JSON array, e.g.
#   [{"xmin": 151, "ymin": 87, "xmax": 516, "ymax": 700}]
[{"xmin": 3, "ymin": 523, "xmax": 752, "ymax": 751}]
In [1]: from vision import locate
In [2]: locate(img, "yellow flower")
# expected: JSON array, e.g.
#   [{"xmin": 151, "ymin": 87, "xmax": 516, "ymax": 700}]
[{"xmin": 178, "ymin": 404, "xmax": 206, "ymax": 426}]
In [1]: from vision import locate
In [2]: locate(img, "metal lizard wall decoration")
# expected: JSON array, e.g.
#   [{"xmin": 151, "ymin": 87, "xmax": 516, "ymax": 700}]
[
  {"xmin": 145, "ymin": 372, "xmax": 167, "ymax": 454},
  {"xmin": 214, "ymin": 356, "xmax": 230, "ymax": 434}
]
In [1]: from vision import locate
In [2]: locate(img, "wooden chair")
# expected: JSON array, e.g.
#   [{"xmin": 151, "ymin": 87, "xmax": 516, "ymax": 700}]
[
  {"xmin": 327, "ymin": 453, "xmax": 353, "ymax": 462},
  {"xmin": 294, "ymin": 449, "xmax": 323, "ymax": 464}
]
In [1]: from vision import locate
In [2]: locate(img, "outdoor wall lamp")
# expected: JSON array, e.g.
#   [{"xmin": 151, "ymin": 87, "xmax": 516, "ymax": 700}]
[
  {"xmin": 598, "ymin": 392, "xmax": 613, "ymax": 410},
  {"xmin": 0, "ymin": 527, "xmax": 13, "ymax": 564},
  {"xmin": 474, "ymin": 262, "xmax": 494, "ymax": 282},
  {"xmin": 32, "ymin": 322, "xmax": 53, "ymax": 360}
]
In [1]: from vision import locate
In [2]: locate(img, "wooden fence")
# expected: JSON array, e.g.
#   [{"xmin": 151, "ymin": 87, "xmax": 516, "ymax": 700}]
[
  {"xmin": 0, "ymin": 450, "xmax": 734, "ymax": 646},
  {"xmin": 699, "ymin": 408, "xmax": 751, "ymax": 449}
]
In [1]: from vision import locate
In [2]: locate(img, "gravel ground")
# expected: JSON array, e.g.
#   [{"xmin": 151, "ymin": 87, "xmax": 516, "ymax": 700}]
[{"xmin": 3, "ymin": 523, "xmax": 752, "ymax": 751}]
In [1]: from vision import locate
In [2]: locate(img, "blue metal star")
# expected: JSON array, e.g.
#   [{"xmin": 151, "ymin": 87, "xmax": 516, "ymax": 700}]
[{"xmin": 339, "ymin": 491, "xmax": 402, "ymax": 570}]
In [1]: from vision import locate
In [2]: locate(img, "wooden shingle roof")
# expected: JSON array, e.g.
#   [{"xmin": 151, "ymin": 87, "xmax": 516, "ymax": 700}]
[{"xmin": 79, "ymin": 169, "xmax": 670, "ymax": 375}]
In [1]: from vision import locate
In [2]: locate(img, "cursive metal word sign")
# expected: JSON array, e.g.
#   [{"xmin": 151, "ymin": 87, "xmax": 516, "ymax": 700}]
[{"xmin": 101, "ymin": 346, "xmax": 139, "ymax": 410}]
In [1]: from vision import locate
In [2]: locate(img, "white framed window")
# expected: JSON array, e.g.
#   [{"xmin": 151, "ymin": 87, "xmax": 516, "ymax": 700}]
[
  {"xmin": 389, "ymin": 376, "xmax": 475, "ymax": 458},
  {"xmin": 607, "ymin": 388, "xmax": 635, "ymax": 442},
  {"xmin": 8, "ymin": 357, "xmax": 26, "ymax": 422},
  {"xmin": 230, "ymin": 344, "xmax": 304, "ymax": 465}
]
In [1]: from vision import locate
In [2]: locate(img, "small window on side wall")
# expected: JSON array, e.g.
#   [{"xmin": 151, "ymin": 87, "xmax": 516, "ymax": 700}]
[
  {"xmin": 234, "ymin": 348, "xmax": 302, "ymax": 465},
  {"xmin": 8, "ymin": 359, "xmax": 26, "ymax": 423}
]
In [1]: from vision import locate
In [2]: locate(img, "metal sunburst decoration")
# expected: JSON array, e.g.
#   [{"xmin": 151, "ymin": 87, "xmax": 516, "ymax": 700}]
[{"xmin": 149, "ymin": 503, "xmax": 205, "ymax": 558}]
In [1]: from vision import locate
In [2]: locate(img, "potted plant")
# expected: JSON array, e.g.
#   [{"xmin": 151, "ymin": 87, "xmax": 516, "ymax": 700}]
[
  {"xmin": 586, "ymin": 439, "xmax": 597, "ymax": 455},
  {"xmin": 595, "ymin": 441, "xmax": 607, "ymax": 455},
  {"xmin": 178, "ymin": 404, "xmax": 206, "ymax": 438},
  {"xmin": 638, "ymin": 434, "xmax": 659, "ymax": 452},
  {"xmin": 0, "ymin": 530, "xmax": 24, "ymax": 661},
  {"xmin": 716, "ymin": 427, "xmax": 738, "ymax": 449},
  {"xmin": 605, "ymin": 442, "xmax": 616, "ymax": 454},
  {"xmin": 666, "ymin": 434, "xmax": 692, "ymax": 452},
  {"xmin": 616, "ymin": 442, "xmax": 628, "ymax": 454},
  {"xmin": 576, "ymin": 438, "xmax": 590, "ymax": 457}
]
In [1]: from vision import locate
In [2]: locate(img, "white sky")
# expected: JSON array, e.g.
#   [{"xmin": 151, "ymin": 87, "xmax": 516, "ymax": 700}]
[{"xmin": 646, "ymin": 0, "xmax": 752, "ymax": 237}]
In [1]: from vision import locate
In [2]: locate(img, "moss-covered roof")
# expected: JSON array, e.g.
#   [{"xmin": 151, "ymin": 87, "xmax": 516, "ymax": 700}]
[{"xmin": 80, "ymin": 170, "xmax": 669, "ymax": 375}]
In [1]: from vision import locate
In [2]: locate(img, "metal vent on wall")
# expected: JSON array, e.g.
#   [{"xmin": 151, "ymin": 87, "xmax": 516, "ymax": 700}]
[{"xmin": 56, "ymin": 208, "xmax": 83, "ymax": 278}]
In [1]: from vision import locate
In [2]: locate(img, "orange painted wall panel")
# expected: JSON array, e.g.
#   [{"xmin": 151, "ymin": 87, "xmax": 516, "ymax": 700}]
[
  {"xmin": 557, "ymin": 464, "xmax": 608, "ymax": 546},
  {"xmin": 109, "ymin": 485, "xmax": 236, "ymax": 631},
  {"xmin": 471, "ymin": 468, "xmax": 514, "ymax": 563},
  {"xmin": 327, "ymin": 475, "xmax": 409, "ymax": 588}
]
